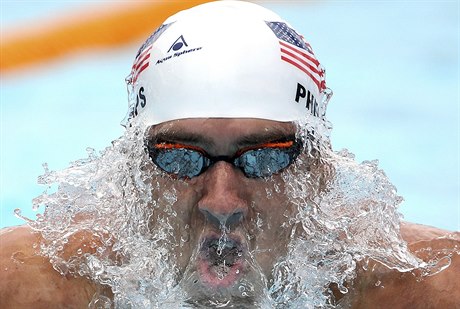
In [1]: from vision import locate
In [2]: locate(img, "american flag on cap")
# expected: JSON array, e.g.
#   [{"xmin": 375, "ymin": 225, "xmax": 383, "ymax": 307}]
[
  {"xmin": 266, "ymin": 22, "xmax": 326, "ymax": 92},
  {"xmin": 130, "ymin": 23, "xmax": 173, "ymax": 83}
]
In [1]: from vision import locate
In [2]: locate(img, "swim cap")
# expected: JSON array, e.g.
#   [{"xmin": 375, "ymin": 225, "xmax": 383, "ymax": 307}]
[{"xmin": 126, "ymin": 0, "xmax": 331, "ymax": 127}]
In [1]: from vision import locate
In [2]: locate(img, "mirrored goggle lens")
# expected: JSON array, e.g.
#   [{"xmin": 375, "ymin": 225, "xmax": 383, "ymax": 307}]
[
  {"xmin": 234, "ymin": 147, "xmax": 294, "ymax": 178},
  {"xmin": 150, "ymin": 148, "xmax": 210, "ymax": 179}
]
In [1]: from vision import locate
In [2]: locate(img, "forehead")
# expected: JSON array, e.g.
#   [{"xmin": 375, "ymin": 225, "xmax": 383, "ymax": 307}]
[{"xmin": 147, "ymin": 118, "xmax": 296, "ymax": 147}]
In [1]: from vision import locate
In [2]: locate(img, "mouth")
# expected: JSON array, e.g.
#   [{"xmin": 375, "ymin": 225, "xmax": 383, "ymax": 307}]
[{"xmin": 197, "ymin": 234, "xmax": 245, "ymax": 288}]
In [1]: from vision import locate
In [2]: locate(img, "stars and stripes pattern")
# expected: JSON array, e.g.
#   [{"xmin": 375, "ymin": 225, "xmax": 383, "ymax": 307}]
[
  {"xmin": 131, "ymin": 45, "xmax": 152, "ymax": 83},
  {"xmin": 266, "ymin": 22, "xmax": 325, "ymax": 92},
  {"xmin": 130, "ymin": 23, "xmax": 173, "ymax": 83}
]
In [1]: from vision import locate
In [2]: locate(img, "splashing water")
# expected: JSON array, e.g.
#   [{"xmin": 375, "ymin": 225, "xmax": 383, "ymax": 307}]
[{"xmin": 18, "ymin": 114, "xmax": 455, "ymax": 308}]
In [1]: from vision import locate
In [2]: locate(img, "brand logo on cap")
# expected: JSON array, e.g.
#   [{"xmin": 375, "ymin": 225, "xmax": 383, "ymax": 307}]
[
  {"xmin": 156, "ymin": 35, "xmax": 203, "ymax": 65},
  {"xmin": 168, "ymin": 35, "xmax": 188, "ymax": 52}
]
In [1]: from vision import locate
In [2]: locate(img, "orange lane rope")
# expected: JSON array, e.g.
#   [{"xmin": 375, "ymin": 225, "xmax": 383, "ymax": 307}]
[{"xmin": 0, "ymin": 1, "xmax": 213, "ymax": 73}]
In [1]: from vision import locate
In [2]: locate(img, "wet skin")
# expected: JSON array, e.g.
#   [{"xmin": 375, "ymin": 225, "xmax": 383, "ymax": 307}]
[
  {"xmin": 145, "ymin": 118, "xmax": 300, "ymax": 291},
  {"xmin": 0, "ymin": 118, "xmax": 459, "ymax": 308}
]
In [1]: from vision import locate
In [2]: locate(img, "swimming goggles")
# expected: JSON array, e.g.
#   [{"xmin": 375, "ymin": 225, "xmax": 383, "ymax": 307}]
[{"xmin": 146, "ymin": 139, "xmax": 302, "ymax": 179}]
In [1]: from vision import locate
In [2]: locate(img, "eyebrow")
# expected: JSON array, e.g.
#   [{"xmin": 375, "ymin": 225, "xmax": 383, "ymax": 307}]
[
  {"xmin": 235, "ymin": 129, "xmax": 296, "ymax": 148},
  {"xmin": 148, "ymin": 130, "xmax": 215, "ymax": 149},
  {"xmin": 147, "ymin": 125, "xmax": 295, "ymax": 149}
]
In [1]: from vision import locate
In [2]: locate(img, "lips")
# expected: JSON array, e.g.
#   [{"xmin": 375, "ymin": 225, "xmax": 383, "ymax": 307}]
[{"xmin": 197, "ymin": 234, "xmax": 245, "ymax": 288}]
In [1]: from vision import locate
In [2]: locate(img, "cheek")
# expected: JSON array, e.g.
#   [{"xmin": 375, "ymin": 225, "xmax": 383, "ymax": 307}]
[
  {"xmin": 150, "ymin": 179, "xmax": 203, "ymax": 267},
  {"xmin": 251, "ymin": 205, "xmax": 295, "ymax": 278},
  {"xmin": 247, "ymin": 180, "xmax": 296, "ymax": 274},
  {"xmin": 149, "ymin": 178, "xmax": 199, "ymax": 241},
  {"xmin": 151, "ymin": 177, "xmax": 198, "ymax": 215},
  {"xmin": 248, "ymin": 177, "xmax": 294, "ymax": 229}
]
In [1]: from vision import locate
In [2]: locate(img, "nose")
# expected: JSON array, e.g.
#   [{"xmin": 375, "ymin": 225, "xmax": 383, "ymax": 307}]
[{"xmin": 198, "ymin": 161, "xmax": 249, "ymax": 229}]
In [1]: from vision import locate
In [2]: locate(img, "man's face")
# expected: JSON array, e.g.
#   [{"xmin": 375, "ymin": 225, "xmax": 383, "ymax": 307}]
[{"xmin": 145, "ymin": 118, "xmax": 305, "ymax": 299}]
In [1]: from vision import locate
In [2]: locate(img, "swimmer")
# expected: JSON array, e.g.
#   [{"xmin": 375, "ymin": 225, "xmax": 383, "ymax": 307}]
[{"xmin": 1, "ymin": 1, "xmax": 459, "ymax": 308}]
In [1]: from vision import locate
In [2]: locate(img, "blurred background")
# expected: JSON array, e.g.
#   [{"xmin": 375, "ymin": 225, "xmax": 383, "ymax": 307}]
[{"xmin": 1, "ymin": 0, "xmax": 458, "ymax": 231}]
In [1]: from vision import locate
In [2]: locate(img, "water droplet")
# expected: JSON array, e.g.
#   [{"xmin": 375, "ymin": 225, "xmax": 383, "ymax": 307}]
[
  {"xmin": 13, "ymin": 208, "xmax": 21, "ymax": 217},
  {"xmin": 11, "ymin": 252, "xmax": 26, "ymax": 264},
  {"xmin": 42, "ymin": 162, "xmax": 49, "ymax": 173},
  {"xmin": 180, "ymin": 228, "xmax": 190, "ymax": 244},
  {"xmin": 338, "ymin": 285, "xmax": 348, "ymax": 294},
  {"xmin": 265, "ymin": 188, "xmax": 273, "ymax": 199}
]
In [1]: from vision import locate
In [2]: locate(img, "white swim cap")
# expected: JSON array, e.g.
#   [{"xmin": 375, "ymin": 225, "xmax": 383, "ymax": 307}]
[{"xmin": 125, "ymin": 0, "xmax": 331, "ymax": 127}]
